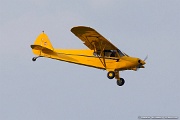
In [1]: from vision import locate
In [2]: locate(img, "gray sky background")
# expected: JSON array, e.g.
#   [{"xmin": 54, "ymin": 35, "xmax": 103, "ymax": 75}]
[{"xmin": 0, "ymin": 0, "xmax": 180, "ymax": 120}]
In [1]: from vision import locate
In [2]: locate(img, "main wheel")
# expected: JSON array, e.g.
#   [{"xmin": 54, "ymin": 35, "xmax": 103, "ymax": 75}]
[
  {"xmin": 117, "ymin": 78, "xmax": 125, "ymax": 86},
  {"xmin": 107, "ymin": 71, "xmax": 115, "ymax": 79}
]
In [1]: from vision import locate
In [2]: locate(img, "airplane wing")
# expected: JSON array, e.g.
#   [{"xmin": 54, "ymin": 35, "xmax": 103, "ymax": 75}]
[{"xmin": 71, "ymin": 26, "xmax": 118, "ymax": 51}]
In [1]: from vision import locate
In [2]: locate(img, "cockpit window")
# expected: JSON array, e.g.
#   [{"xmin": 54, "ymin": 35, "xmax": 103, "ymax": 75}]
[
  {"xmin": 93, "ymin": 49, "xmax": 125, "ymax": 57},
  {"xmin": 104, "ymin": 50, "xmax": 112, "ymax": 57}
]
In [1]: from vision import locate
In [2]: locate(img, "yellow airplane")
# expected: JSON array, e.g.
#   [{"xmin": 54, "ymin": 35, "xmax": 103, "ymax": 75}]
[{"xmin": 31, "ymin": 26, "xmax": 147, "ymax": 86}]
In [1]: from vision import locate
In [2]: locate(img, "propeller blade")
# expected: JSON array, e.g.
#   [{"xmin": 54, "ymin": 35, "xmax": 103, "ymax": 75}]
[{"xmin": 144, "ymin": 55, "xmax": 148, "ymax": 61}]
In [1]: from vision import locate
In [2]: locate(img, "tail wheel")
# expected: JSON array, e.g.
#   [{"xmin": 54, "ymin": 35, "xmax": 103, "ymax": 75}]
[
  {"xmin": 32, "ymin": 56, "xmax": 42, "ymax": 61},
  {"xmin": 32, "ymin": 57, "xmax": 37, "ymax": 61},
  {"xmin": 107, "ymin": 71, "xmax": 115, "ymax": 79},
  {"xmin": 117, "ymin": 78, "xmax": 125, "ymax": 86}
]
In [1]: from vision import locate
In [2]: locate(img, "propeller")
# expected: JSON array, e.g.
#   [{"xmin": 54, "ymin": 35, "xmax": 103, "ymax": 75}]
[{"xmin": 136, "ymin": 55, "xmax": 148, "ymax": 71}]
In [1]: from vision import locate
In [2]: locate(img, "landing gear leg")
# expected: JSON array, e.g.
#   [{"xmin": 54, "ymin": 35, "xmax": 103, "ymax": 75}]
[{"xmin": 107, "ymin": 70, "xmax": 125, "ymax": 86}]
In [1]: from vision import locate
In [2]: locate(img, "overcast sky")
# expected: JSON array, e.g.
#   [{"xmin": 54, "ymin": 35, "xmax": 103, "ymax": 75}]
[{"xmin": 0, "ymin": 0, "xmax": 180, "ymax": 120}]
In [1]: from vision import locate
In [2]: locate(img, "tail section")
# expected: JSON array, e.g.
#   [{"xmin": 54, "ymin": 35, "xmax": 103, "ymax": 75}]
[{"xmin": 31, "ymin": 32, "xmax": 54, "ymax": 56}]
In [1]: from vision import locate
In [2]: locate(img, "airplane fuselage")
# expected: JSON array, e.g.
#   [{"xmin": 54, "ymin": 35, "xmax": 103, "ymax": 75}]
[{"xmin": 40, "ymin": 49, "xmax": 144, "ymax": 72}]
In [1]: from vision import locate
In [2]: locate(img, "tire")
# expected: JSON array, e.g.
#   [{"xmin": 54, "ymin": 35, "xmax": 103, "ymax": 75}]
[
  {"xmin": 117, "ymin": 78, "xmax": 125, "ymax": 86},
  {"xmin": 107, "ymin": 71, "xmax": 115, "ymax": 79},
  {"xmin": 32, "ymin": 57, "xmax": 37, "ymax": 61}
]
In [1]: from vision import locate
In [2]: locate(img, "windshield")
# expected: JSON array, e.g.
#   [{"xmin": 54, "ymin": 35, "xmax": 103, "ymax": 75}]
[{"xmin": 117, "ymin": 49, "xmax": 125, "ymax": 57}]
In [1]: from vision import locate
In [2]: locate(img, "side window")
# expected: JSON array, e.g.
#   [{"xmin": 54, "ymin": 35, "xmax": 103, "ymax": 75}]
[
  {"xmin": 110, "ymin": 50, "xmax": 116, "ymax": 57},
  {"xmin": 93, "ymin": 50, "xmax": 101, "ymax": 57},
  {"xmin": 104, "ymin": 50, "xmax": 112, "ymax": 57},
  {"xmin": 104, "ymin": 50, "xmax": 117, "ymax": 57},
  {"xmin": 93, "ymin": 50, "xmax": 120, "ymax": 57},
  {"xmin": 93, "ymin": 49, "xmax": 125, "ymax": 57}
]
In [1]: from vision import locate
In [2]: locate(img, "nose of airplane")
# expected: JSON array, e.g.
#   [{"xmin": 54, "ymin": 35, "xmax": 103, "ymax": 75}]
[
  {"xmin": 141, "ymin": 60, "xmax": 146, "ymax": 65},
  {"xmin": 136, "ymin": 56, "xmax": 147, "ymax": 70},
  {"xmin": 138, "ymin": 59, "xmax": 146, "ymax": 66},
  {"xmin": 136, "ymin": 59, "xmax": 146, "ymax": 69}
]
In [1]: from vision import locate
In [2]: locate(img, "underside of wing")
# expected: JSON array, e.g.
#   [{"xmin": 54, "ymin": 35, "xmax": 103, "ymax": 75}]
[{"xmin": 71, "ymin": 26, "xmax": 118, "ymax": 51}]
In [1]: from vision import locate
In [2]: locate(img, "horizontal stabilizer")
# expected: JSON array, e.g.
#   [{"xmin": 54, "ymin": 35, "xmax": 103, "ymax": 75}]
[{"xmin": 31, "ymin": 45, "xmax": 55, "ymax": 55}]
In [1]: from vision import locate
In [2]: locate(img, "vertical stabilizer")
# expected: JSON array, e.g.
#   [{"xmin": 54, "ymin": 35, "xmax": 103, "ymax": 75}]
[{"xmin": 31, "ymin": 32, "xmax": 54, "ymax": 56}]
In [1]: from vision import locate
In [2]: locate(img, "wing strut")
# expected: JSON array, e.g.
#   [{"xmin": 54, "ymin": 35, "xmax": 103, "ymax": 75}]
[{"xmin": 92, "ymin": 40, "xmax": 107, "ymax": 69}]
